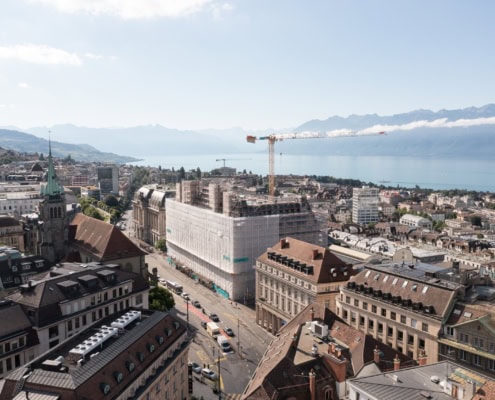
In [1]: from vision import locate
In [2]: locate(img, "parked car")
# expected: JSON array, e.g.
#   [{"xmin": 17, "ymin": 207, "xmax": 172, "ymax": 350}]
[
  {"xmin": 224, "ymin": 327, "xmax": 235, "ymax": 337},
  {"xmin": 201, "ymin": 321, "xmax": 207, "ymax": 329},
  {"xmin": 201, "ymin": 368, "xmax": 217, "ymax": 380},
  {"xmin": 181, "ymin": 293, "xmax": 190, "ymax": 301},
  {"xmin": 209, "ymin": 313, "xmax": 220, "ymax": 322},
  {"xmin": 189, "ymin": 362, "xmax": 201, "ymax": 374},
  {"xmin": 192, "ymin": 300, "xmax": 201, "ymax": 308}
]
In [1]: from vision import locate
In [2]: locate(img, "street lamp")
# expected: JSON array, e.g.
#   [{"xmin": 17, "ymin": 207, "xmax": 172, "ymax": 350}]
[{"xmin": 185, "ymin": 297, "xmax": 190, "ymax": 331}]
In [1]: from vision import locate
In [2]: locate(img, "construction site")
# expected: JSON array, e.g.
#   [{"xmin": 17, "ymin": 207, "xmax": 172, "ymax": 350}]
[{"xmin": 165, "ymin": 178, "xmax": 323, "ymax": 302}]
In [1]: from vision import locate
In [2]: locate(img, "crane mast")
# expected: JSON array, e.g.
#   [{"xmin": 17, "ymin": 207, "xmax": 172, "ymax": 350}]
[{"xmin": 247, "ymin": 130, "xmax": 385, "ymax": 196}]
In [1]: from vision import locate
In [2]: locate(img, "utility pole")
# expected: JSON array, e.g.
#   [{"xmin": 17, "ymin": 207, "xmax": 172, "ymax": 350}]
[{"xmin": 237, "ymin": 318, "xmax": 241, "ymax": 359}]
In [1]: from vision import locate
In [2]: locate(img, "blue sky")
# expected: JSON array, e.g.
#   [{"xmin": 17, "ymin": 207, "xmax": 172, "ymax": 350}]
[{"xmin": 1, "ymin": 0, "xmax": 494, "ymax": 130}]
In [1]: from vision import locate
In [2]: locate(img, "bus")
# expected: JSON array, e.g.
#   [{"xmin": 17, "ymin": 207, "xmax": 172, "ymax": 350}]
[{"xmin": 165, "ymin": 281, "xmax": 183, "ymax": 295}]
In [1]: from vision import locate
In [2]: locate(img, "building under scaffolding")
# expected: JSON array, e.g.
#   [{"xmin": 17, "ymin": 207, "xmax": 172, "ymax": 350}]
[{"xmin": 166, "ymin": 179, "xmax": 322, "ymax": 301}]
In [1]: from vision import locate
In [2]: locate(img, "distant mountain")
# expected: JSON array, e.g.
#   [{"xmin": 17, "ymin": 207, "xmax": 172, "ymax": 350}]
[
  {"xmin": 7, "ymin": 104, "xmax": 495, "ymax": 161},
  {"xmin": 287, "ymin": 104, "xmax": 495, "ymax": 159},
  {"xmin": 26, "ymin": 124, "xmax": 249, "ymax": 157},
  {"xmin": 0, "ymin": 129, "xmax": 139, "ymax": 163}
]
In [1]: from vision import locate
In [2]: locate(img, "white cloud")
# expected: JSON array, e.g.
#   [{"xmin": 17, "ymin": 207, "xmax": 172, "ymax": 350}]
[
  {"xmin": 0, "ymin": 44, "xmax": 82, "ymax": 66},
  {"xmin": 29, "ymin": 0, "xmax": 213, "ymax": 19},
  {"xmin": 18, "ymin": 82, "xmax": 31, "ymax": 89},
  {"xmin": 212, "ymin": 2, "xmax": 233, "ymax": 20},
  {"xmin": 84, "ymin": 52, "xmax": 103, "ymax": 60},
  {"xmin": 359, "ymin": 116, "xmax": 495, "ymax": 135}
]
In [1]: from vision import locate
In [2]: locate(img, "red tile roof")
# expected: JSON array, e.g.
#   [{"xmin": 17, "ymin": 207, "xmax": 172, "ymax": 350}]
[{"xmin": 70, "ymin": 213, "xmax": 146, "ymax": 262}]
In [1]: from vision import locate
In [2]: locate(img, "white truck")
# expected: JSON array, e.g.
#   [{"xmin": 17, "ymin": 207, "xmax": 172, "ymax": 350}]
[{"xmin": 206, "ymin": 322, "xmax": 220, "ymax": 338}]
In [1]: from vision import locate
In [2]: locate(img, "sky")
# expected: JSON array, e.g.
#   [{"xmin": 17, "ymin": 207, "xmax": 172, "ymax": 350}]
[{"xmin": 1, "ymin": 0, "xmax": 495, "ymax": 131}]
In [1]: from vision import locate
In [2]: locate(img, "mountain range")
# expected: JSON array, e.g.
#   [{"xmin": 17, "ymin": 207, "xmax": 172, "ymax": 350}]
[{"xmin": 1, "ymin": 104, "xmax": 495, "ymax": 162}]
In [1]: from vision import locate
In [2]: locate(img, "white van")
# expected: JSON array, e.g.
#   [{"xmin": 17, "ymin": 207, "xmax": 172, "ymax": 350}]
[{"xmin": 217, "ymin": 335, "xmax": 232, "ymax": 353}]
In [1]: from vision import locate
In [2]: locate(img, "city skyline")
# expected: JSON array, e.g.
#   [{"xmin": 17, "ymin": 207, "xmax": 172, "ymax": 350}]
[{"xmin": 1, "ymin": 1, "xmax": 494, "ymax": 130}]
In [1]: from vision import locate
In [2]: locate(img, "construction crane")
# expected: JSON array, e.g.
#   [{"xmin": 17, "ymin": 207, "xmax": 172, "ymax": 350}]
[
  {"xmin": 246, "ymin": 129, "xmax": 386, "ymax": 196},
  {"xmin": 215, "ymin": 158, "xmax": 251, "ymax": 167}
]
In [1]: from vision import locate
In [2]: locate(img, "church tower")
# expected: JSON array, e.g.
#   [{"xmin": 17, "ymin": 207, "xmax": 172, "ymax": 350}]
[{"xmin": 39, "ymin": 139, "xmax": 68, "ymax": 263}]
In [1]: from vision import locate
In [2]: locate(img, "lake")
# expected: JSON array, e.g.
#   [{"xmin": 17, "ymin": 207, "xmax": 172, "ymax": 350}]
[{"xmin": 129, "ymin": 153, "xmax": 495, "ymax": 192}]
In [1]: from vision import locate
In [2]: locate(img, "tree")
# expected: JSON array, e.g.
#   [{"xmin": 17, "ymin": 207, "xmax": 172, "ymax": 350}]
[
  {"xmin": 179, "ymin": 166, "xmax": 186, "ymax": 181},
  {"xmin": 149, "ymin": 286, "xmax": 175, "ymax": 311},
  {"xmin": 155, "ymin": 239, "xmax": 167, "ymax": 252},
  {"xmin": 103, "ymin": 194, "xmax": 119, "ymax": 208}
]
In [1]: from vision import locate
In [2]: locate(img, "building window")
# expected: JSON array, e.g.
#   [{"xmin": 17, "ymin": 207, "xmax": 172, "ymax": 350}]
[
  {"xmin": 381, "ymin": 308, "xmax": 387, "ymax": 317},
  {"xmin": 473, "ymin": 337, "xmax": 484, "ymax": 349},
  {"xmin": 390, "ymin": 312, "xmax": 396, "ymax": 321},
  {"xmin": 397, "ymin": 330, "xmax": 403, "ymax": 341},
  {"xmin": 68, "ymin": 320, "xmax": 73, "ymax": 331},
  {"xmin": 387, "ymin": 327, "xmax": 393, "ymax": 337},
  {"xmin": 362, "ymin": 302, "xmax": 368, "ymax": 310},
  {"xmin": 446, "ymin": 326, "xmax": 454, "ymax": 336},
  {"xmin": 422, "ymin": 323, "xmax": 428, "ymax": 332},
  {"xmin": 368, "ymin": 320, "xmax": 374, "ymax": 329},
  {"xmin": 473, "ymin": 354, "xmax": 482, "ymax": 366},
  {"xmin": 419, "ymin": 339, "xmax": 425, "ymax": 349},
  {"xmin": 411, "ymin": 319, "xmax": 417, "ymax": 329},
  {"xmin": 49, "ymin": 326, "xmax": 59, "ymax": 338},
  {"xmin": 459, "ymin": 350, "xmax": 467, "ymax": 361},
  {"xmin": 400, "ymin": 315, "xmax": 406, "ymax": 324},
  {"xmin": 460, "ymin": 333, "xmax": 469, "ymax": 343},
  {"xmin": 408, "ymin": 335, "xmax": 414, "ymax": 345},
  {"xmin": 371, "ymin": 305, "xmax": 377, "ymax": 313},
  {"xmin": 345, "ymin": 296, "xmax": 350, "ymax": 304},
  {"xmin": 378, "ymin": 323, "xmax": 383, "ymax": 333},
  {"xmin": 343, "ymin": 310, "xmax": 348, "ymax": 319},
  {"xmin": 354, "ymin": 299, "xmax": 359, "ymax": 307},
  {"xmin": 488, "ymin": 359, "xmax": 495, "ymax": 371},
  {"xmin": 351, "ymin": 312, "xmax": 356, "ymax": 324}
]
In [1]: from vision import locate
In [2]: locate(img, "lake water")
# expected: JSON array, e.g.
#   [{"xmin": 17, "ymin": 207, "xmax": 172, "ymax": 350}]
[{"xmin": 130, "ymin": 153, "xmax": 495, "ymax": 192}]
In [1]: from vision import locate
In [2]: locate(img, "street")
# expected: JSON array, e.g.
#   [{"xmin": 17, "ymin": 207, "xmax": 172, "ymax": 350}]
[{"xmin": 121, "ymin": 209, "xmax": 273, "ymax": 398}]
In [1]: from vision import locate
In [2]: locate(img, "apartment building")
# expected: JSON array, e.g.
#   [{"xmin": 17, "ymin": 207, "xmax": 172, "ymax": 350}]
[
  {"xmin": 0, "ymin": 262, "xmax": 149, "ymax": 378},
  {"xmin": 352, "ymin": 186, "xmax": 379, "ymax": 224},
  {"xmin": 0, "ymin": 309, "xmax": 190, "ymax": 400},
  {"xmin": 255, "ymin": 237, "xmax": 352, "ymax": 333},
  {"xmin": 439, "ymin": 302, "xmax": 495, "ymax": 378},
  {"xmin": 166, "ymin": 180, "xmax": 321, "ymax": 301},
  {"xmin": 0, "ymin": 216, "xmax": 24, "ymax": 251},
  {"xmin": 337, "ymin": 262, "xmax": 465, "ymax": 362}
]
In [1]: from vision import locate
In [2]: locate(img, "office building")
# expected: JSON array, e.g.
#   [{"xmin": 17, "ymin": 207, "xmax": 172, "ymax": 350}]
[
  {"xmin": 337, "ymin": 262, "xmax": 465, "ymax": 362},
  {"xmin": 352, "ymin": 186, "xmax": 379, "ymax": 224},
  {"xmin": 97, "ymin": 164, "xmax": 119, "ymax": 196},
  {"xmin": 255, "ymin": 237, "xmax": 353, "ymax": 333}
]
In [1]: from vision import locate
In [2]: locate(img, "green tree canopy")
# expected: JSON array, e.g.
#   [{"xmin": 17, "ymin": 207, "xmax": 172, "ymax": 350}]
[
  {"xmin": 155, "ymin": 239, "xmax": 167, "ymax": 252},
  {"xmin": 149, "ymin": 286, "xmax": 175, "ymax": 311},
  {"xmin": 103, "ymin": 194, "xmax": 119, "ymax": 208}
]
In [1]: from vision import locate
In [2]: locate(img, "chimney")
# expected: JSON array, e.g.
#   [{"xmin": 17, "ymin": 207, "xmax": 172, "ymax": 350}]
[
  {"xmin": 418, "ymin": 350, "xmax": 428, "ymax": 366},
  {"xmin": 373, "ymin": 346, "xmax": 381, "ymax": 364},
  {"xmin": 280, "ymin": 238, "xmax": 288, "ymax": 248},
  {"xmin": 310, "ymin": 307, "xmax": 315, "ymax": 321},
  {"xmin": 393, "ymin": 354, "xmax": 401, "ymax": 371},
  {"xmin": 309, "ymin": 369, "xmax": 316, "ymax": 400},
  {"xmin": 330, "ymin": 342, "xmax": 336, "ymax": 354},
  {"xmin": 312, "ymin": 249, "xmax": 319, "ymax": 260}
]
